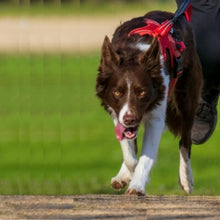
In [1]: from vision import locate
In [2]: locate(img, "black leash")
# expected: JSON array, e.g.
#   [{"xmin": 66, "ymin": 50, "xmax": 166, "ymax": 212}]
[{"xmin": 172, "ymin": 0, "xmax": 191, "ymax": 24}]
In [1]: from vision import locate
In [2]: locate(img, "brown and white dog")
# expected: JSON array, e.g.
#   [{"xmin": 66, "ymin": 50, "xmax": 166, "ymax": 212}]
[{"xmin": 96, "ymin": 11, "xmax": 202, "ymax": 196}]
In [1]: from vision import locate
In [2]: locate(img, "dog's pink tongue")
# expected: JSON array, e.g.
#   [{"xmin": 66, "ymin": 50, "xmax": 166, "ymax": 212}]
[{"xmin": 115, "ymin": 123, "xmax": 126, "ymax": 141}]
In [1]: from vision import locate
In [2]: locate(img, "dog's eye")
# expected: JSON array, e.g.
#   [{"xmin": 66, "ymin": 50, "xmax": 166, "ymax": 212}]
[
  {"xmin": 137, "ymin": 90, "xmax": 147, "ymax": 98},
  {"xmin": 113, "ymin": 90, "xmax": 123, "ymax": 98}
]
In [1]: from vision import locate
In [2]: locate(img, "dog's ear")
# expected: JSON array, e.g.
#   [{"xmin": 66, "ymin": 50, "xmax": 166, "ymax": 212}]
[
  {"xmin": 139, "ymin": 37, "xmax": 161, "ymax": 77},
  {"xmin": 101, "ymin": 36, "xmax": 120, "ymax": 68},
  {"xmin": 96, "ymin": 36, "xmax": 119, "ymax": 100}
]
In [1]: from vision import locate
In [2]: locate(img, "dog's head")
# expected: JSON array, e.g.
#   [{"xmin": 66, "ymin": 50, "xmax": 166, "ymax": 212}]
[{"xmin": 96, "ymin": 36, "xmax": 165, "ymax": 141}]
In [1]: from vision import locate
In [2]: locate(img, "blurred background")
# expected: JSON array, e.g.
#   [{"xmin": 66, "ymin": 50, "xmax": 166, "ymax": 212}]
[{"xmin": 0, "ymin": 0, "xmax": 219, "ymax": 195}]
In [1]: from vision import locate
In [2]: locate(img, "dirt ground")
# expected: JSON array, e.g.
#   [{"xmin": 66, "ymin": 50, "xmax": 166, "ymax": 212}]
[
  {"xmin": 0, "ymin": 15, "xmax": 133, "ymax": 53},
  {"xmin": 0, "ymin": 195, "xmax": 219, "ymax": 219}
]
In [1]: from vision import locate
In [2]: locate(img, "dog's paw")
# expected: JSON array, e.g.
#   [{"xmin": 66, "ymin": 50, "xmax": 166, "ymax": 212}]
[
  {"xmin": 125, "ymin": 181, "xmax": 146, "ymax": 196},
  {"xmin": 179, "ymin": 174, "xmax": 194, "ymax": 194},
  {"xmin": 125, "ymin": 188, "xmax": 145, "ymax": 196},
  {"xmin": 125, "ymin": 177, "xmax": 145, "ymax": 196},
  {"xmin": 111, "ymin": 177, "xmax": 130, "ymax": 190},
  {"xmin": 111, "ymin": 179, "xmax": 127, "ymax": 190}
]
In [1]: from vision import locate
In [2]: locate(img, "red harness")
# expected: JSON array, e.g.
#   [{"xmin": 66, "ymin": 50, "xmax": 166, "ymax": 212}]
[{"xmin": 128, "ymin": 5, "xmax": 192, "ymax": 102}]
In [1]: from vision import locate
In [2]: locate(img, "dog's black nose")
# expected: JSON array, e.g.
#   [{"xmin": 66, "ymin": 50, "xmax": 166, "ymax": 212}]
[{"xmin": 123, "ymin": 114, "xmax": 137, "ymax": 126}]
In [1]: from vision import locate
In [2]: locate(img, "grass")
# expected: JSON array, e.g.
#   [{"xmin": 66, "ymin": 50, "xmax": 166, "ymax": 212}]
[
  {"xmin": 0, "ymin": 52, "xmax": 219, "ymax": 195},
  {"xmin": 0, "ymin": 54, "xmax": 79, "ymax": 194}
]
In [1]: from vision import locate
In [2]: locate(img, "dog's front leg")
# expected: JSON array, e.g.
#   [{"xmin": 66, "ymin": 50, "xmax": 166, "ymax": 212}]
[
  {"xmin": 111, "ymin": 139, "xmax": 137, "ymax": 190},
  {"xmin": 110, "ymin": 110, "xmax": 138, "ymax": 190},
  {"xmin": 126, "ymin": 108, "xmax": 166, "ymax": 196}
]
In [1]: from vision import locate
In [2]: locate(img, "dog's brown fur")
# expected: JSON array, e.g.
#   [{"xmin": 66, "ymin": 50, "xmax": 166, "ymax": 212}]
[{"xmin": 96, "ymin": 11, "xmax": 203, "ymax": 195}]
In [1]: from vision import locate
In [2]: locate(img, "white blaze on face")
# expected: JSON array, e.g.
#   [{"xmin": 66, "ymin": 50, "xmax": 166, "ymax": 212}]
[
  {"xmin": 118, "ymin": 77, "xmax": 132, "ymax": 126},
  {"xmin": 118, "ymin": 42, "xmax": 151, "ymax": 126}
]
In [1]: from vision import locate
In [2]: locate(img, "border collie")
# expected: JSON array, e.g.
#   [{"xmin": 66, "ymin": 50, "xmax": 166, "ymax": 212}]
[{"xmin": 96, "ymin": 10, "xmax": 202, "ymax": 196}]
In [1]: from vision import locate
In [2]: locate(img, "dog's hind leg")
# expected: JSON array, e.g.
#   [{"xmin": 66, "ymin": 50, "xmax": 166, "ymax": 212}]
[
  {"xmin": 179, "ymin": 145, "xmax": 193, "ymax": 194},
  {"xmin": 111, "ymin": 139, "xmax": 137, "ymax": 190},
  {"xmin": 179, "ymin": 127, "xmax": 194, "ymax": 194},
  {"xmin": 177, "ymin": 88, "xmax": 197, "ymax": 194}
]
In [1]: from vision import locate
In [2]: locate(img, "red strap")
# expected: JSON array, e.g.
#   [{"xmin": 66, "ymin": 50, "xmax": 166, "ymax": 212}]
[
  {"xmin": 128, "ymin": 9, "xmax": 191, "ymax": 102},
  {"xmin": 184, "ymin": 4, "xmax": 192, "ymax": 22},
  {"xmin": 167, "ymin": 78, "xmax": 177, "ymax": 102},
  {"xmin": 129, "ymin": 19, "xmax": 185, "ymax": 66},
  {"xmin": 167, "ymin": 70, "xmax": 182, "ymax": 102}
]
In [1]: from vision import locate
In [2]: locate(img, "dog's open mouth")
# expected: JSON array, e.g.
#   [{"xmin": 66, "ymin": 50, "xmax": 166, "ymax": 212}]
[{"xmin": 115, "ymin": 123, "xmax": 138, "ymax": 141}]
